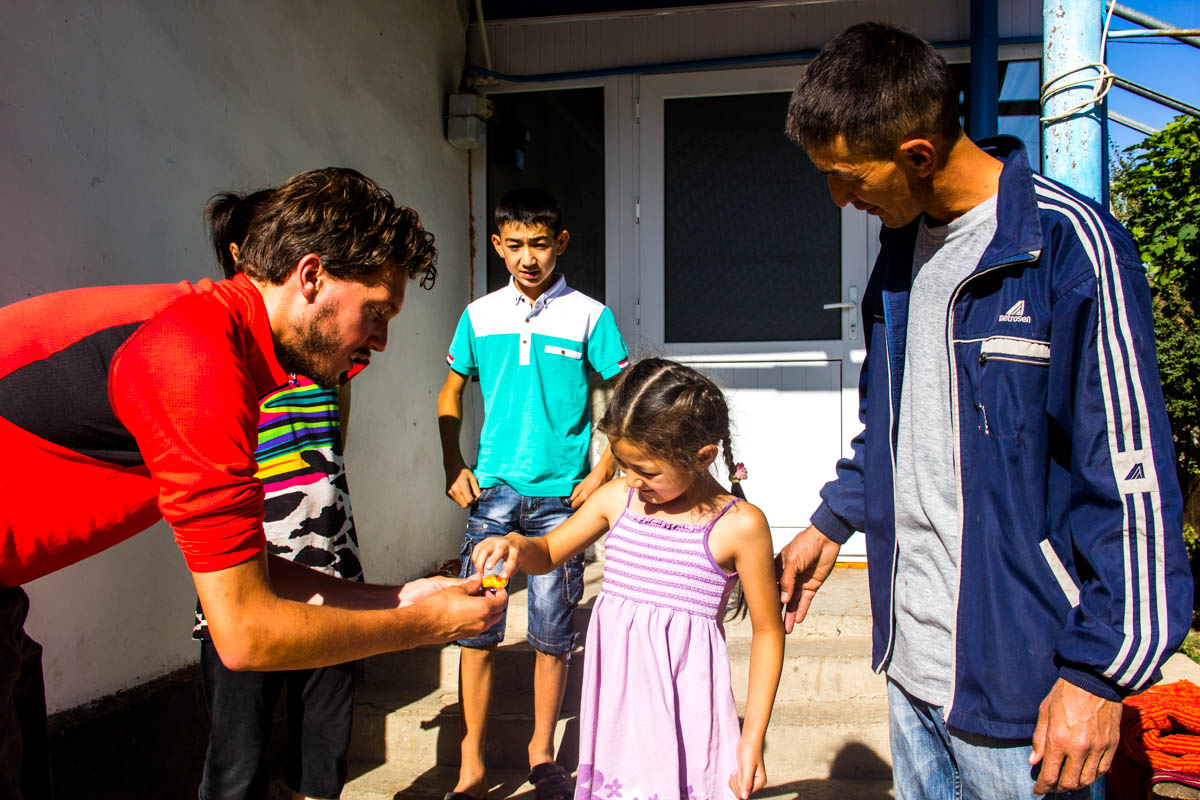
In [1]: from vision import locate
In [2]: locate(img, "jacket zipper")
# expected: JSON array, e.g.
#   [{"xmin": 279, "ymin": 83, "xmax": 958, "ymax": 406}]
[{"xmin": 940, "ymin": 250, "xmax": 1039, "ymax": 721}]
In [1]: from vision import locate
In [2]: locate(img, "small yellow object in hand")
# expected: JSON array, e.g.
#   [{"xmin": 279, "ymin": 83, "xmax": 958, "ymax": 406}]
[{"xmin": 481, "ymin": 573, "xmax": 508, "ymax": 590}]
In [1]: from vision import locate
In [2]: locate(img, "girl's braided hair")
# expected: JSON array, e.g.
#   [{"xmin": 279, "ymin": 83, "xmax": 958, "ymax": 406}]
[{"xmin": 599, "ymin": 358, "xmax": 745, "ymax": 499}]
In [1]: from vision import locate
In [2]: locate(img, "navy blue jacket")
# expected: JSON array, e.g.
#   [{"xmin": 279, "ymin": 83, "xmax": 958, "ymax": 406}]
[{"xmin": 810, "ymin": 137, "xmax": 1193, "ymax": 739}]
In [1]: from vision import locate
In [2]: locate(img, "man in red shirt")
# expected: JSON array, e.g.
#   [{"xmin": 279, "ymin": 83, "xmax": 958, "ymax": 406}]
[{"xmin": 0, "ymin": 167, "xmax": 506, "ymax": 798}]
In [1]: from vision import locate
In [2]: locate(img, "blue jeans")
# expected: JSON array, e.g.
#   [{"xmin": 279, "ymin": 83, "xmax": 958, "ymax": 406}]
[
  {"xmin": 457, "ymin": 483, "xmax": 584, "ymax": 654},
  {"xmin": 888, "ymin": 679, "xmax": 1104, "ymax": 800}
]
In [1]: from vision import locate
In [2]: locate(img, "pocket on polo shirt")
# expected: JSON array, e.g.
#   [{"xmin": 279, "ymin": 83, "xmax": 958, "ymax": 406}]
[{"xmin": 544, "ymin": 345, "xmax": 582, "ymax": 360}]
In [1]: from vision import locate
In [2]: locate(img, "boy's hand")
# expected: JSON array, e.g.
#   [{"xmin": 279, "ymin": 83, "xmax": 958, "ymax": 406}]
[
  {"xmin": 569, "ymin": 469, "xmax": 606, "ymax": 508},
  {"xmin": 728, "ymin": 739, "xmax": 767, "ymax": 799},
  {"xmin": 445, "ymin": 466, "xmax": 481, "ymax": 508},
  {"xmin": 471, "ymin": 533, "xmax": 523, "ymax": 582}
]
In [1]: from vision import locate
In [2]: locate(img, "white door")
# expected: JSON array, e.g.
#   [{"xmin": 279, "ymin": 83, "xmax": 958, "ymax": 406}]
[{"xmin": 635, "ymin": 67, "xmax": 877, "ymax": 557}]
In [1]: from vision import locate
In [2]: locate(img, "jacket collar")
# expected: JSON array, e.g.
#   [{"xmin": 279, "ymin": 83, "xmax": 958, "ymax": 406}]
[
  {"xmin": 974, "ymin": 135, "xmax": 1044, "ymax": 270},
  {"xmin": 878, "ymin": 135, "xmax": 1043, "ymax": 286}
]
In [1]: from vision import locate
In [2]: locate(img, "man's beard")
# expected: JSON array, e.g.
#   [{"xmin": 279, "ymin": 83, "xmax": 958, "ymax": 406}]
[{"xmin": 276, "ymin": 302, "xmax": 343, "ymax": 389}]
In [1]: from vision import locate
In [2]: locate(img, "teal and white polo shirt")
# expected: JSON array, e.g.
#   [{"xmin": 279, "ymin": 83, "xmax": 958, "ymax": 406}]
[{"xmin": 446, "ymin": 275, "xmax": 629, "ymax": 497}]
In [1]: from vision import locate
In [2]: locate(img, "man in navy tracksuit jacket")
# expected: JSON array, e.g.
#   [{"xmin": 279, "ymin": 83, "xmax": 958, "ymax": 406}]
[{"xmin": 777, "ymin": 23, "xmax": 1192, "ymax": 798}]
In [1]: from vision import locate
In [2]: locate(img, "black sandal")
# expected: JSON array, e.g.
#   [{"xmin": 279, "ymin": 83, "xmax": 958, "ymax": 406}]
[
  {"xmin": 444, "ymin": 793, "xmax": 483, "ymax": 800},
  {"xmin": 528, "ymin": 762, "xmax": 573, "ymax": 800}
]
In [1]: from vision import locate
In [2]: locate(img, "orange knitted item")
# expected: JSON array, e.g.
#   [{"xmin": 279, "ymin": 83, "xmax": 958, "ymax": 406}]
[{"xmin": 1119, "ymin": 680, "xmax": 1200, "ymax": 774}]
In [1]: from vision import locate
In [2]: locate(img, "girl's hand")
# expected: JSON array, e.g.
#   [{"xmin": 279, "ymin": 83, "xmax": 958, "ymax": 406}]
[
  {"xmin": 728, "ymin": 739, "xmax": 767, "ymax": 799},
  {"xmin": 471, "ymin": 532, "xmax": 523, "ymax": 581}
]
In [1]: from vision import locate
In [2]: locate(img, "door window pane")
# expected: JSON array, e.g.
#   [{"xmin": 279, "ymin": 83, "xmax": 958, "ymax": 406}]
[
  {"xmin": 664, "ymin": 93, "xmax": 841, "ymax": 343},
  {"xmin": 486, "ymin": 88, "xmax": 605, "ymax": 302}
]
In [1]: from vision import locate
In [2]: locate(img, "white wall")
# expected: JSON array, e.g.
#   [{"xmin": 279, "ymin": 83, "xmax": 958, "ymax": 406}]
[{"xmin": 0, "ymin": 0, "xmax": 477, "ymax": 713}]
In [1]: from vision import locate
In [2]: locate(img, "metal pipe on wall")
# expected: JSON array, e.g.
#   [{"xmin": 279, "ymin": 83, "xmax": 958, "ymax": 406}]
[
  {"xmin": 970, "ymin": 0, "xmax": 1000, "ymax": 140},
  {"xmin": 1042, "ymin": 0, "xmax": 1105, "ymax": 202}
]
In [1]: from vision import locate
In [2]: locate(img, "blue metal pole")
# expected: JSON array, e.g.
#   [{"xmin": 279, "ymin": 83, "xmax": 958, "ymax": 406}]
[
  {"xmin": 1043, "ymin": 0, "xmax": 1105, "ymax": 202},
  {"xmin": 970, "ymin": 0, "xmax": 999, "ymax": 140}
]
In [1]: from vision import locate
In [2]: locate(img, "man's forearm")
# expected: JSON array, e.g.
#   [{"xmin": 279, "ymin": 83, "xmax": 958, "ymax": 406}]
[
  {"xmin": 196, "ymin": 553, "xmax": 499, "ymax": 672},
  {"xmin": 266, "ymin": 553, "xmax": 401, "ymax": 609}
]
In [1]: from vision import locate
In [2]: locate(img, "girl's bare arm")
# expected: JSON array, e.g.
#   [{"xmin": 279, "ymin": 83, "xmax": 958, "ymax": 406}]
[
  {"xmin": 718, "ymin": 503, "xmax": 784, "ymax": 797},
  {"xmin": 472, "ymin": 477, "xmax": 625, "ymax": 577}
]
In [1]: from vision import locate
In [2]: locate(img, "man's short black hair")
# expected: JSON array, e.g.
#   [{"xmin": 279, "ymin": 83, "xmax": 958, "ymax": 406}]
[
  {"xmin": 493, "ymin": 187, "xmax": 563, "ymax": 236},
  {"xmin": 785, "ymin": 21, "xmax": 961, "ymax": 158}
]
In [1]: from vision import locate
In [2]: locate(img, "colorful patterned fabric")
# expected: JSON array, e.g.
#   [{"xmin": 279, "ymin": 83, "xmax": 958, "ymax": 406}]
[{"xmin": 194, "ymin": 376, "xmax": 358, "ymax": 638}]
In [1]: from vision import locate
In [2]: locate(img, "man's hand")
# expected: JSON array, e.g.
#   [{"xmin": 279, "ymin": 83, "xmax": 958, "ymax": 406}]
[
  {"xmin": 1030, "ymin": 678, "xmax": 1123, "ymax": 794},
  {"xmin": 445, "ymin": 465, "xmax": 481, "ymax": 508},
  {"xmin": 410, "ymin": 577, "xmax": 508, "ymax": 642},
  {"xmin": 397, "ymin": 575, "xmax": 464, "ymax": 607},
  {"xmin": 775, "ymin": 524, "xmax": 841, "ymax": 633}
]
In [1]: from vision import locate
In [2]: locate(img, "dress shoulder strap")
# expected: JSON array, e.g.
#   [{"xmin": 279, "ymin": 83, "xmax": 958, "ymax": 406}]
[
  {"xmin": 703, "ymin": 496, "xmax": 741, "ymax": 533},
  {"xmin": 625, "ymin": 487, "xmax": 636, "ymax": 508}
]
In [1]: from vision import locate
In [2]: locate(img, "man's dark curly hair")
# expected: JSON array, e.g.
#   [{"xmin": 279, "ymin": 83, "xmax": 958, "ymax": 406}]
[{"xmin": 235, "ymin": 167, "xmax": 438, "ymax": 289}]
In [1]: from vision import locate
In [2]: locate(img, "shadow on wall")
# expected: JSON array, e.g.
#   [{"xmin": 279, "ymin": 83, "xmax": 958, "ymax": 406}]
[{"xmin": 47, "ymin": 663, "xmax": 211, "ymax": 798}]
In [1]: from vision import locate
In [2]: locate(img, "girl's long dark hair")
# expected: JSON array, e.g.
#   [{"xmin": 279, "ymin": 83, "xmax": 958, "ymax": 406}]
[
  {"xmin": 204, "ymin": 188, "xmax": 275, "ymax": 278},
  {"xmin": 600, "ymin": 358, "xmax": 750, "ymax": 618},
  {"xmin": 599, "ymin": 358, "xmax": 745, "ymax": 499}
]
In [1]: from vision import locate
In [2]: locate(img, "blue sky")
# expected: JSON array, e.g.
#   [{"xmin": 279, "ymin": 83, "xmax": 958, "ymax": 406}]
[{"xmin": 1104, "ymin": 0, "xmax": 1200, "ymax": 154}]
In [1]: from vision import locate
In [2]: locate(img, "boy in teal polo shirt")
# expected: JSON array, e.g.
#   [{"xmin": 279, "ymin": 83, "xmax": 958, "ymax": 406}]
[{"xmin": 437, "ymin": 188, "xmax": 628, "ymax": 800}]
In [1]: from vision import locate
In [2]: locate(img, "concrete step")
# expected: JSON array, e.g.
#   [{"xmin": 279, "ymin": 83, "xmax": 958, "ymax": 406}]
[
  {"xmin": 345, "ymin": 560, "xmax": 886, "ymax": 790},
  {"xmin": 356, "ymin": 630, "xmax": 883, "ymax": 723},
  {"xmin": 729, "ymin": 635, "xmax": 885, "ymax": 704},
  {"xmin": 499, "ymin": 561, "xmax": 873, "ymax": 642},
  {"xmin": 761, "ymin": 700, "xmax": 891, "ymax": 780},
  {"xmin": 355, "ymin": 561, "xmax": 878, "ymax": 707},
  {"xmin": 351, "ymin": 679, "xmax": 890, "ymax": 780},
  {"xmin": 342, "ymin": 761, "xmax": 894, "ymax": 800}
]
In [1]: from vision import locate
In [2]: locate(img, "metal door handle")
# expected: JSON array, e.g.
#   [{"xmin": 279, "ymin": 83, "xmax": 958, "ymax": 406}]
[{"xmin": 824, "ymin": 287, "xmax": 860, "ymax": 341}]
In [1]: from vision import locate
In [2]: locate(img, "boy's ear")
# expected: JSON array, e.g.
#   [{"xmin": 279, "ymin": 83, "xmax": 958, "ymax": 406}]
[
  {"xmin": 695, "ymin": 444, "xmax": 718, "ymax": 469},
  {"xmin": 490, "ymin": 233, "xmax": 504, "ymax": 258},
  {"xmin": 554, "ymin": 229, "xmax": 570, "ymax": 255}
]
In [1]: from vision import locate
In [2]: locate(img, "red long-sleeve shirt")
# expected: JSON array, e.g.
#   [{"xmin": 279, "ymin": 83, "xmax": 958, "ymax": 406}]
[{"xmin": 0, "ymin": 274, "xmax": 287, "ymax": 586}]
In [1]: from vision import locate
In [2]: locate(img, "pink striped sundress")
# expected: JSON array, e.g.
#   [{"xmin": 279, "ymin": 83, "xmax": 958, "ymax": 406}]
[{"xmin": 575, "ymin": 490, "xmax": 741, "ymax": 800}]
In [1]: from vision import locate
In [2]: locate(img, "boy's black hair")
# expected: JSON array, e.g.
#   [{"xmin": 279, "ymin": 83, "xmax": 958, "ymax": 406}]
[
  {"xmin": 493, "ymin": 187, "xmax": 563, "ymax": 236},
  {"xmin": 785, "ymin": 21, "xmax": 961, "ymax": 158}
]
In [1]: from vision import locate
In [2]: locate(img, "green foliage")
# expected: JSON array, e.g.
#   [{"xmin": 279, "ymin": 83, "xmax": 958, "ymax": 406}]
[
  {"xmin": 1149, "ymin": 282, "xmax": 1200, "ymax": 481},
  {"xmin": 1110, "ymin": 115, "xmax": 1200, "ymax": 298},
  {"xmin": 1184, "ymin": 629, "xmax": 1200, "ymax": 665}
]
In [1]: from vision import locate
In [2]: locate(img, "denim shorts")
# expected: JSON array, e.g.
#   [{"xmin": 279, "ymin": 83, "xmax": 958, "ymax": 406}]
[{"xmin": 457, "ymin": 483, "xmax": 584, "ymax": 654}]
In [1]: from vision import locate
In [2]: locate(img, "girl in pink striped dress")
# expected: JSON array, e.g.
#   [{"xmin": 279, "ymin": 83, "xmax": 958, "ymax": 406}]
[{"xmin": 473, "ymin": 358, "xmax": 784, "ymax": 800}]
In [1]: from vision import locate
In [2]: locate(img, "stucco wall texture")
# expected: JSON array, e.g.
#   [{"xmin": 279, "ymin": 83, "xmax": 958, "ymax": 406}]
[{"xmin": 0, "ymin": 0, "xmax": 477, "ymax": 712}]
